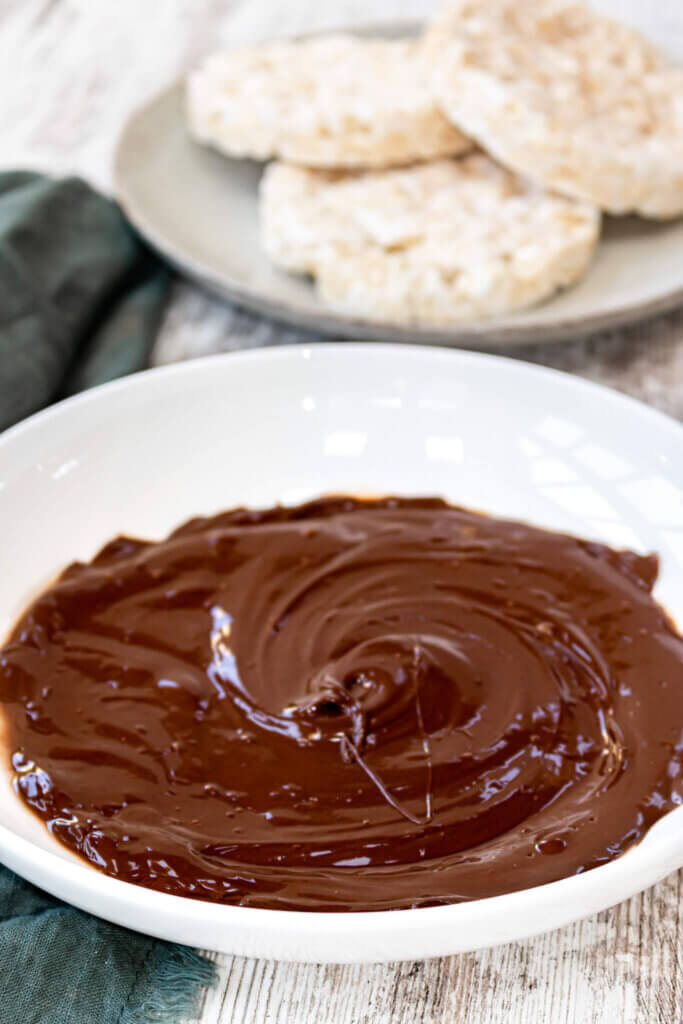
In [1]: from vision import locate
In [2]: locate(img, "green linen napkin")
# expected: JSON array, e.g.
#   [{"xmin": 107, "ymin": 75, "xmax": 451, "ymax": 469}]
[
  {"xmin": 0, "ymin": 174, "xmax": 217, "ymax": 1022},
  {"xmin": 0, "ymin": 866, "xmax": 216, "ymax": 1024},
  {"xmin": 0, "ymin": 171, "xmax": 171, "ymax": 430}
]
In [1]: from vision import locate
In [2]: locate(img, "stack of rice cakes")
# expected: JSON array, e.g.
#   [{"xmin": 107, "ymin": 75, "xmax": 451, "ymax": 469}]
[{"xmin": 186, "ymin": 0, "xmax": 683, "ymax": 325}]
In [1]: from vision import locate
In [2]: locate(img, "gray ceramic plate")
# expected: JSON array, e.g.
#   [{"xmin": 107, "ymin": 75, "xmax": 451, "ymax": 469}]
[{"xmin": 114, "ymin": 20, "xmax": 683, "ymax": 347}]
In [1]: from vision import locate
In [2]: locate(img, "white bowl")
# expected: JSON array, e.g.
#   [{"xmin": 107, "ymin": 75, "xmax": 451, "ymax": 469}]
[{"xmin": 1, "ymin": 343, "xmax": 683, "ymax": 963}]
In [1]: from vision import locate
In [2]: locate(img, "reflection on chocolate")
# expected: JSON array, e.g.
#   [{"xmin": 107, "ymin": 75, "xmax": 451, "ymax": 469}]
[{"xmin": 1, "ymin": 496, "xmax": 683, "ymax": 911}]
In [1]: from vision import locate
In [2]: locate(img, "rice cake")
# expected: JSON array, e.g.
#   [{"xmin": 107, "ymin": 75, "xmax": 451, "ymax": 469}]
[
  {"xmin": 186, "ymin": 35, "xmax": 471, "ymax": 169},
  {"xmin": 260, "ymin": 155, "xmax": 600, "ymax": 323},
  {"xmin": 426, "ymin": 0, "xmax": 683, "ymax": 218}
]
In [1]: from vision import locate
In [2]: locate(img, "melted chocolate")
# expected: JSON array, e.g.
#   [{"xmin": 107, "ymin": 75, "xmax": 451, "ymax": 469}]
[{"xmin": 1, "ymin": 496, "xmax": 683, "ymax": 911}]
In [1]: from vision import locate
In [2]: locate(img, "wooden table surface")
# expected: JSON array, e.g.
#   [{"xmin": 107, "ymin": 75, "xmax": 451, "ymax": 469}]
[{"xmin": 2, "ymin": 1, "xmax": 683, "ymax": 1020}]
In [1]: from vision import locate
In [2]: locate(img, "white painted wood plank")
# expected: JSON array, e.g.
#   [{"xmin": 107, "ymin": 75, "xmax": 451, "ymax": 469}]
[{"xmin": 192, "ymin": 873, "xmax": 683, "ymax": 1024}]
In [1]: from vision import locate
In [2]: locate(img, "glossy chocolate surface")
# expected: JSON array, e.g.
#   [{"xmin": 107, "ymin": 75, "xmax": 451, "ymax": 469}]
[{"xmin": 2, "ymin": 497, "xmax": 682, "ymax": 911}]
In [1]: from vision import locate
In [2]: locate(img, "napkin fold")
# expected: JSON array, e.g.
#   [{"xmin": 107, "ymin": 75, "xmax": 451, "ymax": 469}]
[
  {"xmin": 0, "ymin": 174, "xmax": 217, "ymax": 1022},
  {"xmin": 0, "ymin": 171, "xmax": 171, "ymax": 431}
]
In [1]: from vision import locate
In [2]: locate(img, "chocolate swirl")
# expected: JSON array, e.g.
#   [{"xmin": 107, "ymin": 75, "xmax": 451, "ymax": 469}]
[{"xmin": 1, "ymin": 496, "xmax": 682, "ymax": 911}]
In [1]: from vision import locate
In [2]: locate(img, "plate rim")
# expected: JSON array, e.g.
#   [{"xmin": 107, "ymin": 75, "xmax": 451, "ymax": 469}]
[
  {"xmin": 2, "ymin": 342, "xmax": 683, "ymax": 960},
  {"xmin": 113, "ymin": 19, "xmax": 683, "ymax": 348}
]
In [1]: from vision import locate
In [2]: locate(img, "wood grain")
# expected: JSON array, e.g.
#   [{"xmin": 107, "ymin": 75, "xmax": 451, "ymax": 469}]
[
  {"xmin": 1, "ymin": 2, "xmax": 683, "ymax": 1022},
  {"xmin": 193, "ymin": 873, "xmax": 683, "ymax": 1023}
]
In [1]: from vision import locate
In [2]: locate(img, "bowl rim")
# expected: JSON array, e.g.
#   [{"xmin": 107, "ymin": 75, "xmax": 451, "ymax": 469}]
[{"xmin": 4, "ymin": 339, "xmax": 683, "ymax": 452}]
